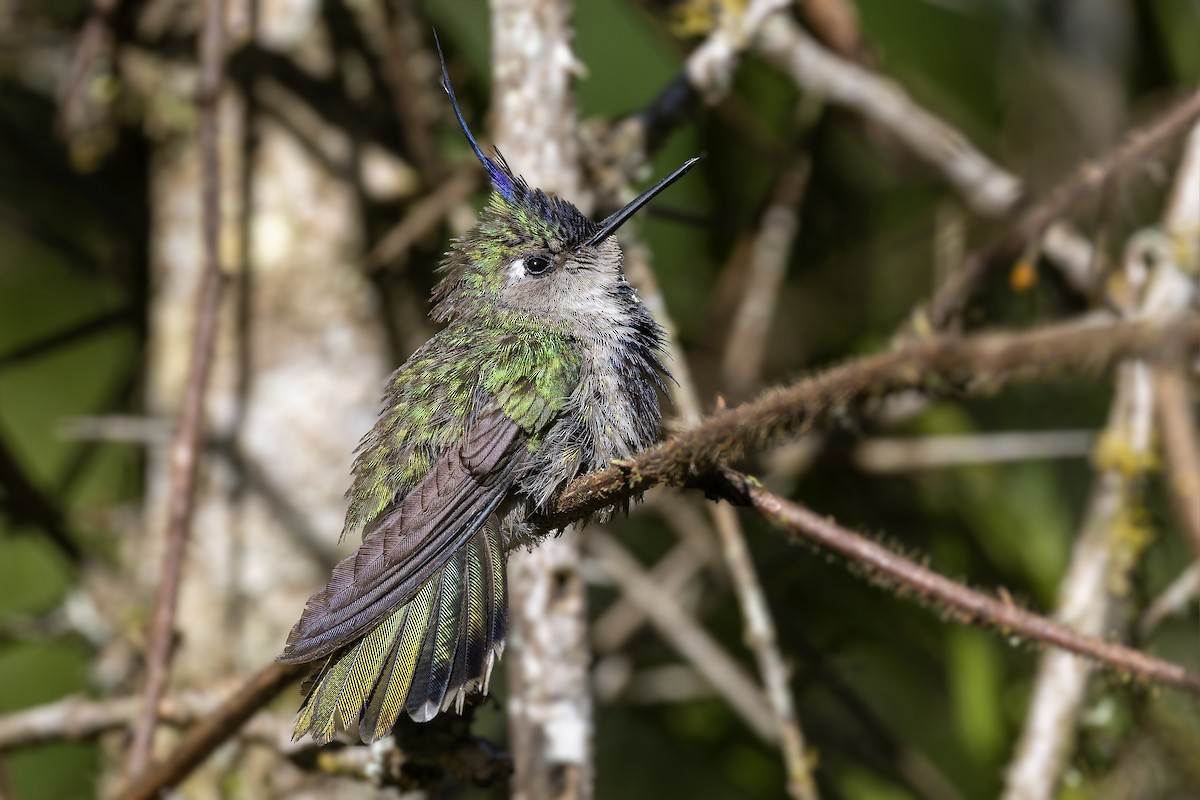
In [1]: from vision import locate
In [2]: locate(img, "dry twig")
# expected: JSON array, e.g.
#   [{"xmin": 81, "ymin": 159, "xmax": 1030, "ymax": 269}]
[
  {"xmin": 586, "ymin": 531, "xmax": 776, "ymax": 739},
  {"xmin": 124, "ymin": 0, "xmax": 228, "ymax": 779},
  {"xmin": 366, "ymin": 168, "xmax": 478, "ymax": 269},
  {"xmin": 380, "ymin": 0, "xmax": 444, "ymax": 187},
  {"xmin": 755, "ymin": 13, "xmax": 1021, "ymax": 216},
  {"xmin": 1156, "ymin": 369, "xmax": 1200, "ymax": 555},
  {"xmin": 57, "ymin": 0, "xmax": 121, "ymax": 136},
  {"xmin": 925, "ymin": 86, "xmax": 1200, "ymax": 329},
  {"xmin": 722, "ymin": 159, "xmax": 810, "ymax": 400},
  {"xmin": 852, "ymin": 430, "xmax": 1095, "ymax": 472},
  {"xmin": 116, "ymin": 663, "xmax": 305, "ymax": 800}
]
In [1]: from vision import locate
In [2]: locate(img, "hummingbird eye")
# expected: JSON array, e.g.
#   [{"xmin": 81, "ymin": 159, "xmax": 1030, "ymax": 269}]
[{"xmin": 524, "ymin": 255, "xmax": 552, "ymax": 276}]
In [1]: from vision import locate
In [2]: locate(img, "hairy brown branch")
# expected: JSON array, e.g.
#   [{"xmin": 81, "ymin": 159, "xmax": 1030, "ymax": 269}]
[
  {"xmin": 542, "ymin": 315, "xmax": 1200, "ymax": 528},
  {"xmin": 926, "ymin": 85, "xmax": 1200, "ymax": 328},
  {"xmin": 714, "ymin": 469, "xmax": 1200, "ymax": 693},
  {"xmin": 124, "ymin": 0, "xmax": 228, "ymax": 780}
]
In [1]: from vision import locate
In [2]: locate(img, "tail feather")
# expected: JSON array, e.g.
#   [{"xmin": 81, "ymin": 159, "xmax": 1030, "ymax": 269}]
[
  {"xmin": 407, "ymin": 553, "xmax": 462, "ymax": 722},
  {"xmin": 449, "ymin": 532, "xmax": 487, "ymax": 712},
  {"xmin": 292, "ymin": 524, "xmax": 507, "ymax": 743},
  {"xmin": 360, "ymin": 582, "xmax": 431, "ymax": 742},
  {"xmin": 481, "ymin": 517, "xmax": 506, "ymax": 695}
]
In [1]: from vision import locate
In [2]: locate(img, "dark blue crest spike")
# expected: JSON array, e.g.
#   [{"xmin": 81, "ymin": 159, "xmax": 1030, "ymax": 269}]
[{"xmin": 432, "ymin": 30, "xmax": 519, "ymax": 203}]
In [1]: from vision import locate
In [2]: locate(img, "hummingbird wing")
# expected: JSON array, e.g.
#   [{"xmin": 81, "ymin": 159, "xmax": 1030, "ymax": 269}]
[
  {"xmin": 278, "ymin": 402, "xmax": 525, "ymax": 666},
  {"xmin": 281, "ymin": 326, "xmax": 582, "ymax": 740}
]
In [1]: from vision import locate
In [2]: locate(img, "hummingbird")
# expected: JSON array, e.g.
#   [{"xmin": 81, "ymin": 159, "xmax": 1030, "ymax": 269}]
[{"xmin": 277, "ymin": 40, "xmax": 698, "ymax": 744}]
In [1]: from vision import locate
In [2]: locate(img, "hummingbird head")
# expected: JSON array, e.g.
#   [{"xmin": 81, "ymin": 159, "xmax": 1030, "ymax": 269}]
[{"xmin": 429, "ymin": 37, "xmax": 698, "ymax": 326}]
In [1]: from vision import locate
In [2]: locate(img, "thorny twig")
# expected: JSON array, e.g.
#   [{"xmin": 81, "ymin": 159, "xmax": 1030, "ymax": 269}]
[
  {"xmin": 713, "ymin": 468, "xmax": 1200, "ymax": 694},
  {"xmin": 124, "ymin": 0, "xmax": 228, "ymax": 780},
  {"xmin": 91, "ymin": 312, "xmax": 1200, "ymax": 794},
  {"xmin": 543, "ymin": 314, "xmax": 1200, "ymax": 527}
]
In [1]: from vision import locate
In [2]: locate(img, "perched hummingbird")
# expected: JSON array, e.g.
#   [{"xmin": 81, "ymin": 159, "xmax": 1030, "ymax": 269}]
[{"xmin": 277, "ymin": 43, "xmax": 698, "ymax": 743}]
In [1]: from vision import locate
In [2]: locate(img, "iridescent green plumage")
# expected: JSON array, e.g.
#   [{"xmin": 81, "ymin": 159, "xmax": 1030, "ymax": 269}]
[{"xmin": 278, "ymin": 35, "xmax": 694, "ymax": 744}]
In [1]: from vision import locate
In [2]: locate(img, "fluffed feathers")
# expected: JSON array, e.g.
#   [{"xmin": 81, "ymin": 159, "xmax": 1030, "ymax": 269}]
[{"xmin": 293, "ymin": 523, "xmax": 506, "ymax": 743}]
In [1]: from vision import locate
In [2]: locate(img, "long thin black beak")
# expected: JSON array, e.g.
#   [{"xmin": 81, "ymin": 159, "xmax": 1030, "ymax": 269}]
[{"xmin": 583, "ymin": 156, "xmax": 701, "ymax": 247}]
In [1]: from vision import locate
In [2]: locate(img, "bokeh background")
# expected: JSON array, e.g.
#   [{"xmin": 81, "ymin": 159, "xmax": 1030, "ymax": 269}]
[{"xmin": 2, "ymin": 0, "xmax": 1200, "ymax": 797}]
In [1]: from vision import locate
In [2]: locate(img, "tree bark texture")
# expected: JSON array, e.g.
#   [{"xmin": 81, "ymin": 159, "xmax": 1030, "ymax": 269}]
[{"xmin": 134, "ymin": 1, "xmax": 391, "ymax": 794}]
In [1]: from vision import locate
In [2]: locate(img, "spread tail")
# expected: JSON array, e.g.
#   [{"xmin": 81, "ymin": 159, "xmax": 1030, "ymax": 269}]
[{"xmin": 293, "ymin": 521, "xmax": 506, "ymax": 743}]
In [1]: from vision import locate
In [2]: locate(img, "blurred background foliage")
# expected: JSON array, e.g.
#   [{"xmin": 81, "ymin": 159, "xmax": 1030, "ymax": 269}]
[{"xmin": 2, "ymin": 0, "xmax": 1200, "ymax": 798}]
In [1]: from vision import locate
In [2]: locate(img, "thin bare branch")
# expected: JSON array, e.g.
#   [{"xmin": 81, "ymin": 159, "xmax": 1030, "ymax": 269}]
[
  {"xmin": 925, "ymin": 85, "xmax": 1200, "ymax": 329},
  {"xmin": 380, "ymin": 0, "xmax": 444, "ymax": 187},
  {"xmin": 56, "ymin": 0, "xmax": 121, "ymax": 137},
  {"xmin": 1155, "ymin": 118, "xmax": 1200, "ymax": 555},
  {"xmin": 755, "ymin": 13, "xmax": 1021, "ymax": 216},
  {"xmin": 0, "ymin": 688, "xmax": 236, "ymax": 753},
  {"xmin": 722, "ymin": 159, "xmax": 810, "ymax": 401},
  {"xmin": 853, "ymin": 430, "xmax": 1095, "ymax": 472},
  {"xmin": 799, "ymin": 0, "xmax": 866, "ymax": 62},
  {"xmin": 591, "ymin": 537, "xmax": 708, "ymax": 653},
  {"xmin": 366, "ymin": 167, "xmax": 478, "ymax": 269},
  {"xmin": 1156, "ymin": 369, "xmax": 1200, "ymax": 555},
  {"xmin": 116, "ymin": 663, "xmax": 305, "ymax": 800},
  {"xmin": 1138, "ymin": 562, "xmax": 1200, "ymax": 637},
  {"xmin": 586, "ymin": 531, "xmax": 776, "ymax": 739},
  {"xmin": 124, "ymin": 0, "xmax": 228, "ymax": 779}
]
